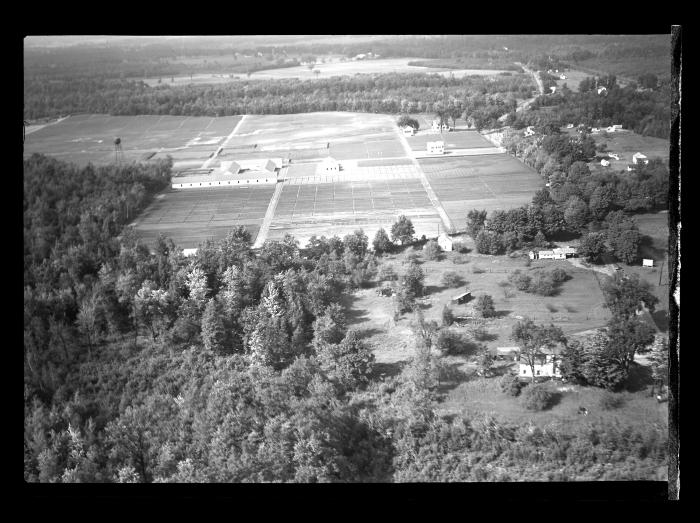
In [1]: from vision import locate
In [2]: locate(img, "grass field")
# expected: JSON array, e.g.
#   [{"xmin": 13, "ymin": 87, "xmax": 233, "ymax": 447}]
[
  {"xmin": 419, "ymin": 154, "xmax": 544, "ymax": 226},
  {"xmin": 215, "ymin": 112, "xmax": 406, "ymax": 164},
  {"xmin": 268, "ymin": 175, "xmax": 442, "ymax": 246},
  {"xmin": 131, "ymin": 185, "xmax": 275, "ymax": 248},
  {"xmin": 23, "ymin": 114, "xmax": 243, "ymax": 168}
]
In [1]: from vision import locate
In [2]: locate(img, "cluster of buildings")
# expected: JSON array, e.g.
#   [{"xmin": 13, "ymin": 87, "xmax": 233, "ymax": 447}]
[
  {"xmin": 171, "ymin": 158, "xmax": 282, "ymax": 189},
  {"xmin": 528, "ymin": 246, "xmax": 577, "ymax": 260},
  {"xmin": 431, "ymin": 120, "xmax": 451, "ymax": 133},
  {"xmin": 426, "ymin": 140, "xmax": 445, "ymax": 154}
]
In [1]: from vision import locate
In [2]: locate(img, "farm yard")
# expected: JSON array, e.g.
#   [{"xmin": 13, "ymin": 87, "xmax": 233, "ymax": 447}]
[
  {"xmin": 405, "ymin": 130, "xmax": 495, "ymax": 152},
  {"xmin": 23, "ymin": 114, "xmax": 243, "ymax": 168},
  {"xmin": 419, "ymin": 154, "xmax": 544, "ymax": 226},
  {"xmin": 130, "ymin": 185, "xmax": 274, "ymax": 249},
  {"xmin": 554, "ymin": 69, "xmax": 591, "ymax": 92}
]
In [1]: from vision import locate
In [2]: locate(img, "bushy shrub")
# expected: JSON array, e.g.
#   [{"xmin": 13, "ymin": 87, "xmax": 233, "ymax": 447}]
[
  {"xmin": 508, "ymin": 270, "xmax": 532, "ymax": 291},
  {"xmin": 500, "ymin": 375, "xmax": 523, "ymax": 397},
  {"xmin": 472, "ymin": 265, "xmax": 485, "ymax": 274},
  {"xmin": 471, "ymin": 325, "xmax": 490, "ymax": 341},
  {"xmin": 529, "ymin": 272, "xmax": 556, "ymax": 296},
  {"xmin": 441, "ymin": 271, "xmax": 463, "ymax": 288},
  {"xmin": 599, "ymin": 391, "xmax": 626, "ymax": 410},
  {"xmin": 435, "ymin": 329, "xmax": 464, "ymax": 355},
  {"xmin": 550, "ymin": 267, "xmax": 570, "ymax": 283},
  {"xmin": 424, "ymin": 240, "xmax": 442, "ymax": 260},
  {"xmin": 441, "ymin": 305, "xmax": 454, "ymax": 327},
  {"xmin": 523, "ymin": 384, "xmax": 557, "ymax": 411},
  {"xmin": 452, "ymin": 254, "xmax": 470, "ymax": 264},
  {"xmin": 474, "ymin": 294, "xmax": 496, "ymax": 318}
]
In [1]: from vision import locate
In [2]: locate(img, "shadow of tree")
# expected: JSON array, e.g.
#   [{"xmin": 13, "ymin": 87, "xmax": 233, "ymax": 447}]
[
  {"xmin": 340, "ymin": 293, "xmax": 370, "ymax": 325},
  {"xmin": 371, "ymin": 360, "xmax": 405, "ymax": 380},
  {"xmin": 625, "ymin": 362, "xmax": 654, "ymax": 393},
  {"xmin": 354, "ymin": 327, "xmax": 384, "ymax": 339},
  {"xmin": 425, "ymin": 284, "xmax": 448, "ymax": 295},
  {"xmin": 491, "ymin": 310, "xmax": 512, "ymax": 319},
  {"xmin": 651, "ymin": 309, "xmax": 669, "ymax": 332}
]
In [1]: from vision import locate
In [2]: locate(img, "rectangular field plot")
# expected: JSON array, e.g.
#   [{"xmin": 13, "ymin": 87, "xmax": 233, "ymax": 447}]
[
  {"xmin": 406, "ymin": 130, "xmax": 494, "ymax": 151},
  {"xmin": 419, "ymin": 154, "xmax": 543, "ymax": 227},
  {"xmin": 131, "ymin": 185, "xmax": 274, "ymax": 249},
  {"xmin": 24, "ymin": 114, "xmax": 243, "ymax": 167},
  {"xmin": 268, "ymin": 177, "xmax": 442, "ymax": 245}
]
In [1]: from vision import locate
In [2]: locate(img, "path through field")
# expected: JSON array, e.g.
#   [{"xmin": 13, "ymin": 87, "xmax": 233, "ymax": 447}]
[
  {"xmin": 394, "ymin": 124, "xmax": 454, "ymax": 233},
  {"xmin": 253, "ymin": 169, "xmax": 286, "ymax": 248}
]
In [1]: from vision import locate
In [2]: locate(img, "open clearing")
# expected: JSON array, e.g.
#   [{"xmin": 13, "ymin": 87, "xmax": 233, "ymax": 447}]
[
  {"xmin": 347, "ymin": 245, "xmax": 612, "ymax": 369},
  {"xmin": 23, "ymin": 114, "xmax": 243, "ymax": 168},
  {"xmin": 419, "ymin": 154, "xmax": 544, "ymax": 227},
  {"xmin": 554, "ymin": 69, "xmax": 591, "ymax": 92},
  {"xmin": 130, "ymin": 185, "xmax": 274, "ymax": 248},
  {"xmin": 248, "ymin": 58, "xmax": 511, "ymax": 81}
]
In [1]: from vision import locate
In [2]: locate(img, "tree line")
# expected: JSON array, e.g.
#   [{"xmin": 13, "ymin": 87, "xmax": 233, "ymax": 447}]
[{"xmin": 24, "ymin": 72, "xmax": 534, "ymax": 121}]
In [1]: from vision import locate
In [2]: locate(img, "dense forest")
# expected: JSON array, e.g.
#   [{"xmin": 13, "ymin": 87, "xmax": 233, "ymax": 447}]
[
  {"xmin": 23, "ymin": 72, "xmax": 534, "ymax": 122},
  {"xmin": 24, "ymin": 155, "xmax": 667, "ymax": 482}
]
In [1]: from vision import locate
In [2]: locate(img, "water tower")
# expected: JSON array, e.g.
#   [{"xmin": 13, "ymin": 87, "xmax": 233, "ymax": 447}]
[{"xmin": 114, "ymin": 137, "xmax": 124, "ymax": 164}]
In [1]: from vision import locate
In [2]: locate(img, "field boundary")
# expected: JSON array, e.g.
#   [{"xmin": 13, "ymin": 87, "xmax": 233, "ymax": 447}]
[
  {"xmin": 201, "ymin": 114, "xmax": 247, "ymax": 169},
  {"xmin": 253, "ymin": 172, "xmax": 286, "ymax": 248},
  {"xmin": 394, "ymin": 125, "xmax": 454, "ymax": 234}
]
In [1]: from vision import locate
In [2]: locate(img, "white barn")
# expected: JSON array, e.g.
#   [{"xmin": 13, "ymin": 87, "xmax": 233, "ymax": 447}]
[
  {"xmin": 643, "ymin": 259, "xmax": 654, "ymax": 268},
  {"xmin": 183, "ymin": 248, "xmax": 198, "ymax": 257},
  {"xmin": 529, "ymin": 247, "xmax": 576, "ymax": 260},
  {"xmin": 171, "ymin": 159, "xmax": 280, "ymax": 189},
  {"xmin": 427, "ymin": 141, "xmax": 444, "ymax": 154}
]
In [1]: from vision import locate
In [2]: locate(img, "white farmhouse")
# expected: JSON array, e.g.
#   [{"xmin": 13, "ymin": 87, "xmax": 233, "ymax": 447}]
[
  {"xmin": 518, "ymin": 347, "xmax": 562, "ymax": 380},
  {"xmin": 597, "ymin": 86, "xmax": 607, "ymax": 94},
  {"xmin": 529, "ymin": 247, "xmax": 576, "ymax": 260},
  {"xmin": 402, "ymin": 125, "xmax": 416, "ymax": 136},
  {"xmin": 183, "ymin": 248, "xmax": 198, "ymax": 257},
  {"xmin": 566, "ymin": 123, "xmax": 574, "ymax": 129},
  {"xmin": 643, "ymin": 259, "xmax": 655, "ymax": 268},
  {"xmin": 559, "ymin": 74, "xmax": 567, "ymax": 80},
  {"xmin": 524, "ymin": 126, "xmax": 535, "ymax": 137},
  {"xmin": 601, "ymin": 159, "xmax": 611, "ymax": 167},
  {"xmin": 426, "ymin": 141, "xmax": 444, "ymax": 154}
]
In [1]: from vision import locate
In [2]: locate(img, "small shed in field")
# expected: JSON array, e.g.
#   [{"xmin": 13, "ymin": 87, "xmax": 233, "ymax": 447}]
[
  {"xmin": 643, "ymin": 259, "xmax": 654, "ymax": 268},
  {"xmin": 183, "ymin": 248, "xmax": 198, "ymax": 257},
  {"xmin": 451, "ymin": 291, "xmax": 472, "ymax": 305},
  {"xmin": 490, "ymin": 347, "xmax": 520, "ymax": 361},
  {"xmin": 437, "ymin": 233, "xmax": 453, "ymax": 252},
  {"xmin": 427, "ymin": 141, "xmax": 445, "ymax": 154}
]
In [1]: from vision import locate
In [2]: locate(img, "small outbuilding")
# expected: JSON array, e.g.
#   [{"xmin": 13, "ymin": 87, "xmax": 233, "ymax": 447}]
[
  {"xmin": 451, "ymin": 291, "xmax": 472, "ymax": 305},
  {"xmin": 632, "ymin": 152, "xmax": 649, "ymax": 165},
  {"xmin": 643, "ymin": 259, "xmax": 654, "ymax": 268},
  {"xmin": 491, "ymin": 347, "xmax": 520, "ymax": 362},
  {"xmin": 183, "ymin": 248, "xmax": 198, "ymax": 257},
  {"xmin": 601, "ymin": 159, "xmax": 610, "ymax": 167},
  {"xmin": 402, "ymin": 126, "xmax": 416, "ymax": 136},
  {"xmin": 437, "ymin": 233, "xmax": 453, "ymax": 252},
  {"xmin": 518, "ymin": 346, "xmax": 563, "ymax": 381}
]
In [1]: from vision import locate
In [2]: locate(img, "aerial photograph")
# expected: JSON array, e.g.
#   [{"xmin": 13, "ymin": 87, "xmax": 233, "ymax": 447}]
[{"xmin": 23, "ymin": 34, "xmax": 677, "ymax": 490}]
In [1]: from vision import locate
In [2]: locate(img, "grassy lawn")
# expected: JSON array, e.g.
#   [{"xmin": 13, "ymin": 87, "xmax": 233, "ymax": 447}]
[{"xmin": 436, "ymin": 375, "xmax": 668, "ymax": 434}]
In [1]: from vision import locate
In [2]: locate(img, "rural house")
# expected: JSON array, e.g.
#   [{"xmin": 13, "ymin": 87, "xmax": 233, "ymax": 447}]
[
  {"xmin": 437, "ymin": 233, "xmax": 453, "ymax": 252},
  {"xmin": 518, "ymin": 346, "xmax": 562, "ymax": 380},
  {"xmin": 402, "ymin": 126, "xmax": 416, "ymax": 136},
  {"xmin": 559, "ymin": 74, "xmax": 567, "ymax": 80},
  {"xmin": 451, "ymin": 291, "xmax": 472, "ymax": 305},
  {"xmin": 183, "ymin": 248, "xmax": 198, "ymax": 257},
  {"xmin": 632, "ymin": 152, "xmax": 649, "ymax": 165},
  {"xmin": 524, "ymin": 126, "xmax": 535, "ymax": 137},
  {"xmin": 566, "ymin": 123, "xmax": 574, "ymax": 129},
  {"xmin": 427, "ymin": 141, "xmax": 445, "ymax": 154},
  {"xmin": 643, "ymin": 258, "xmax": 654, "ymax": 267},
  {"xmin": 529, "ymin": 247, "xmax": 576, "ymax": 260},
  {"xmin": 597, "ymin": 86, "xmax": 607, "ymax": 94},
  {"xmin": 601, "ymin": 159, "xmax": 611, "ymax": 167}
]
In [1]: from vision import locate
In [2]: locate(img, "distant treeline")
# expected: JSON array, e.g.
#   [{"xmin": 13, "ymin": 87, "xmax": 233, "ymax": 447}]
[{"xmin": 23, "ymin": 72, "xmax": 534, "ymax": 121}]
